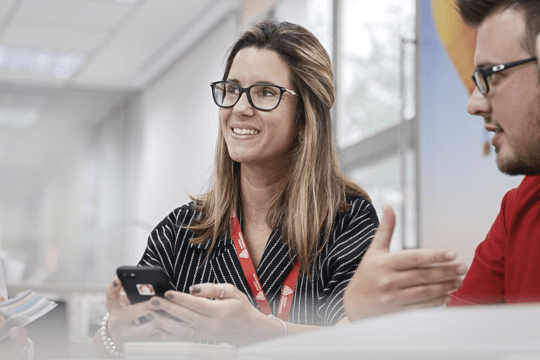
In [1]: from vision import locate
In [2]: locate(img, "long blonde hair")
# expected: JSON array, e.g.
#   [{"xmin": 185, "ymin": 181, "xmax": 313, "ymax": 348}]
[{"xmin": 189, "ymin": 19, "xmax": 370, "ymax": 276}]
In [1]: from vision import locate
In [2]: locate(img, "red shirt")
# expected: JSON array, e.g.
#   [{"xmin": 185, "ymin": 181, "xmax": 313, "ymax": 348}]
[{"xmin": 448, "ymin": 175, "xmax": 540, "ymax": 306}]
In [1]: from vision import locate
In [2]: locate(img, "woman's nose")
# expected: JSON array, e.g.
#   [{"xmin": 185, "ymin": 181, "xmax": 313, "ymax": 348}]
[{"xmin": 233, "ymin": 92, "xmax": 255, "ymax": 116}]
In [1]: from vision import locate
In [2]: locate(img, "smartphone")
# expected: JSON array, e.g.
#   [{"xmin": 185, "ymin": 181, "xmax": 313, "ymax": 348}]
[{"xmin": 116, "ymin": 265, "xmax": 173, "ymax": 305}]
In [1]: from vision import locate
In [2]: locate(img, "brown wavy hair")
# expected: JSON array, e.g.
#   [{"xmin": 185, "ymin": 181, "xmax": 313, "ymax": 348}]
[{"xmin": 189, "ymin": 19, "xmax": 370, "ymax": 276}]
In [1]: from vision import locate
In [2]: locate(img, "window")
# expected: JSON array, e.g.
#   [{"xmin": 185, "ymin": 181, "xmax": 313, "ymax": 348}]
[
  {"xmin": 274, "ymin": 0, "xmax": 333, "ymax": 59},
  {"xmin": 337, "ymin": 0, "xmax": 416, "ymax": 147},
  {"xmin": 349, "ymin": 151, "xmax": 417, "ymax": 251},
  {"xmin": 274, "ymin": 0, "xmax": 419, "ymax": 249}
]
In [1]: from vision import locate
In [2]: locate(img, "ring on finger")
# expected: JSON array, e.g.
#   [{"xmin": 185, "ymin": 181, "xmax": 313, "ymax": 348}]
[{"xmin": 219, "ymin": 284, "xmax": 225, "ymax": 299}]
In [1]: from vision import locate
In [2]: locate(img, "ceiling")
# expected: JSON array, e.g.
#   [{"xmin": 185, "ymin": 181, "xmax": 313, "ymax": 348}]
[
  {"xmin": 0, "ymin": 0, "xmax": 238, "ymax": 89},
  {"xmin": 0, "ymin": 0, "xmax": 239, "ymax": 173}
]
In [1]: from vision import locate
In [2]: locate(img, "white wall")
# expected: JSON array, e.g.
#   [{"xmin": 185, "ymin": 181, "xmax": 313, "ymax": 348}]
[
  {"xmin": 0, "ymin": 167, "xmax": 44, "ymax": 282},
  {"xmin": 128, "ymin": 14, "xmax": 239, "ymax": 263},
  {"xmin": 40, "ymin": 103, "xmax": 129, "ymax": 284},
  {"xmin": 40, "ymin": 132, "xmax": 87, "ymax": 282},
  {"xmin": 84, "ymin": 107, "xmax": 128, "ymax": 284},
  {"xmin": 0, "ymin": 12, "xmax": 240, "ymax": 285}
]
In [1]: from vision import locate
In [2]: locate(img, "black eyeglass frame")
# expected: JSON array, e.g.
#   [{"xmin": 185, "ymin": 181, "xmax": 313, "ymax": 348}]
[
  {"xmin": 472, "ymin": 56, "xmax": 538, "ymax": 95},
  {"xmin": 210, "ymin": 80, "xmax": 298, "ymax": 111}
]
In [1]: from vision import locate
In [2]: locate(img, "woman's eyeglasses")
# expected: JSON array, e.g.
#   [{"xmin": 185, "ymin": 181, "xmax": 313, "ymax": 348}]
[{"xmin": 210, "ymin": 81, "xmax": 298, "ymax": 111}]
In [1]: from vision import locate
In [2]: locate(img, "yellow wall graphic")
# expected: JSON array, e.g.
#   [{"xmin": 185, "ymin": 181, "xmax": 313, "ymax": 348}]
[{"xmin": 431, "ymin": 0, "xmax": 477, "ymax": 93}]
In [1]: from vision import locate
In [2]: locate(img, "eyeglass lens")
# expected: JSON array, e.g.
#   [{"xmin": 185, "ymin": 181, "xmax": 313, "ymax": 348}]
[
  {"xmin": 213, "ymin": 82, "xmax": 282, "ymax": 110},
  {"xmin": 473, "ymin": 71, "xmax": 488, "ymax": 95}
]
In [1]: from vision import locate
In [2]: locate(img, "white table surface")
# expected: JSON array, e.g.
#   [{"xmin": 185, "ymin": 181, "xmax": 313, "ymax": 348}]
[{"xmin": 238, "ymin": 304, "xmax": 540, "ymax": 360}]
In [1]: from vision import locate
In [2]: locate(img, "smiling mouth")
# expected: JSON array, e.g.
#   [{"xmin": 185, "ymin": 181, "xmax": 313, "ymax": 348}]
[{"xmin": 232, "ymin": 128, "xmax": 259, "ymax": 135}]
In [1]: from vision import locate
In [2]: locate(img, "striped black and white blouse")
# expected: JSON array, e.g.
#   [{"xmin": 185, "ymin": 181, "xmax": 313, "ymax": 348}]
[{"xmin": 138, "ymin": 195, "xmax": 378, "ymax": 327}]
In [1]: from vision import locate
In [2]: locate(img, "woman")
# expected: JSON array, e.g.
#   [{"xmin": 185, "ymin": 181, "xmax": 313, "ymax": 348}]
[{"xmin": 95, "ymin": 19, "xmax": 379, "ymax": 356}]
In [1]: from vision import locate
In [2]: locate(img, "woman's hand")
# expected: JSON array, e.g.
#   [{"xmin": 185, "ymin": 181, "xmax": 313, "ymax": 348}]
[
  {"xmin": 0, "ymin": 296, "xmax": 30, "ymax": 359},
  {"xmin": 344, "ymin": 206, "xmax": 467, "ymax": 321},
  {"xmin": 102, "ymin": 278, "xmax": 168, "ymax": 345},
  {"xmin": 95, "ymin": 277, "xmax": 195, "ymax": 356},
  {"xmin": 145, "ymin": 283, "xmax": 284, "ymax": 345}
]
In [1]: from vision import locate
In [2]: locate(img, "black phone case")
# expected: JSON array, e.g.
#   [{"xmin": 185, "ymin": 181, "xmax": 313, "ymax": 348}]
[{"xmin": 116, "ymin": 266, "xmax": 173, "ymax": 304}]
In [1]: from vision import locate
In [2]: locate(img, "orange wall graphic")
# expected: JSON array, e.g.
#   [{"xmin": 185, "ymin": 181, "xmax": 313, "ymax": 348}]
[{"xmin": 431, "ymin": 0, "xmax": 476, "ymax": 93}]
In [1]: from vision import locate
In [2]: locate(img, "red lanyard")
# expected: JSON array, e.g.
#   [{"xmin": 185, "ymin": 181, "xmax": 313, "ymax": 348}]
[{"xmin": 230, "ymin": 212, "xmax": 300, "ymax": 321}]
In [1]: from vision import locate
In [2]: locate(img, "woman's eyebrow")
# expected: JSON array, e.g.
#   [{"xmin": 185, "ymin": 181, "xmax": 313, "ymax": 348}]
[
  {"xmin": 226, "ymin": 78, "xmax": 279, "ymax": 86},
  {"xmin": 254, "ymin": 80, "xmax": 277, "ymax": 85}
]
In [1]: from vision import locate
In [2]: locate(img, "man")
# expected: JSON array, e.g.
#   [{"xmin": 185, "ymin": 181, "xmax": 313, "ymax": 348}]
[
  {"xmin": 344, "ymin": 0, "xmax": 540, "ymax": 318},
  {"xmin": 0, "ymin": 259, "xmax": 33, "ymax": 359},
  {"xmin": 446, "ymin": 0, "xmax": 540, "ymax": 305}
]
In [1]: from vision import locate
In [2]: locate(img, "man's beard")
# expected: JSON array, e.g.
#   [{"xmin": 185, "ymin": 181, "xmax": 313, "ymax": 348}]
[
  {"xmin": 497, "ymin": 151, "xmax": 540, "ymax": 175},
  {"xmin": 496, "ymin": 98, "xmax": 540, "ymax": 176}
]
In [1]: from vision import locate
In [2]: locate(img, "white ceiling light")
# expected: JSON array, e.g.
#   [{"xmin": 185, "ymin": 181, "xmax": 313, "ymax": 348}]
[{"xmin": 0, "ymin": 45, "xmax": 86, "ymax": 79}]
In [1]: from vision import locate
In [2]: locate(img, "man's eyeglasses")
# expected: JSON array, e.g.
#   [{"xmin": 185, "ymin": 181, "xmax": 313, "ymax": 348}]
[
  {"xmin": 210, "ymin": 81, "xmax": 298, "ymax": 111},
  {"xmin": 472, "ymin": 56, "xmax": 537, "ymax": 95}
]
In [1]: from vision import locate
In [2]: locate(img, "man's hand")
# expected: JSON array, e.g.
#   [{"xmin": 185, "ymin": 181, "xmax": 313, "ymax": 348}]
[
  {"xmin": 344, "ymin": 206, "xmax": 467, "ymax": 321},
  {"xmin": 0, "ymin": 296, "xmax": 30, "ymax": 359}
]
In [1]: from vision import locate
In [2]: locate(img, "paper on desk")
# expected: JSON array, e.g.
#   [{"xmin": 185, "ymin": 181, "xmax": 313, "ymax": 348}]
[{"xmin": 0, "ymin": 289, "xmax": 57, "ymax": 341}]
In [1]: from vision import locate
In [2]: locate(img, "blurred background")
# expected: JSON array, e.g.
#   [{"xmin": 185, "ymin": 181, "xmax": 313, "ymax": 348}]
[{"xmin": 0, "ymin": 0, "xmax": 523, "ymax": 357}]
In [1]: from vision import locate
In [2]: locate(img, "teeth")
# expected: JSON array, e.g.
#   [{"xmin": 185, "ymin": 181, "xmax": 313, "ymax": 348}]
[{"xmin": 233, "ymin": 128, "xmax": 259, "ymax": 135}]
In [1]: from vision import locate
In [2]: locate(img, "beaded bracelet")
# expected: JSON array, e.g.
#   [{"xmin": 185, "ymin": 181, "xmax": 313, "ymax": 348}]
[
  {"xmin": 100, "ymin": 312, "xmax": 123, "ymax": 358},
  {"xmin": 268, "ymin": 314, "xmax": 287, "ymax": 335}
]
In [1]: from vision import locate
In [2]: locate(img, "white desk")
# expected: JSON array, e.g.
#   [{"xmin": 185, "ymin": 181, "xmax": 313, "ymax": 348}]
[
  {"xmin": 52, "ymin": 304, "xmax": 540, "ymax": 359},
  {"xmin": 239, "ymin": 304, "xmax": 540, "ymax": 360}
]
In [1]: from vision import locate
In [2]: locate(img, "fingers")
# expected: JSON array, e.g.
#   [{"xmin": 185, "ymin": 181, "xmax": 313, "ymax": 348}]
[
  {"xmin": 395, "ymin": 278, "xmax": 461, "ymax": 307},
  {"xmin": 112, "ymin": 317, "xmax": 160, "ymax": 341},
  {"xmin": 368, "ymin": 205, "xmax": 396, "ymax": 252},
  {"xmin": 189, "ymin": 283, "xmax": 237, "ymax": 300},
  {"xmin": 0, "ymin": 295, "xmax": 5, "ymax": 301},
  {"xmin": 389, "ymin": 248, "xmax": 458, "ymax": 271},
  {"xmin": 141, "ymin": 296, "xmax": 211, "ymax": 340},
  {"xmin": 107, "ymin": 305, "xmax": 166, "ymax": 344},
  {"xmin": 106, "ymin": 298, "xmax": 158, "ymax": 344},
  {"xmin": 144, "ymin": 311, "xmax": 196, "ymax": 339},
  {"xmin": 110, "ymin": 302, "xmax": 152, "ymax": 324},
  {"xmin": 145, "ymin": 295, "xmax": 210, "ymax": 322},
  {"xmin": 402, "ymin": 295, "xmax": 451, "ymax": 311},
  {"xmin": 105, "ymin": 277, "xmax": 125, "ymax": 310},
  {"xmin": 385, "ymin": 262, "xmax": 467, "ymax": 289}
]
